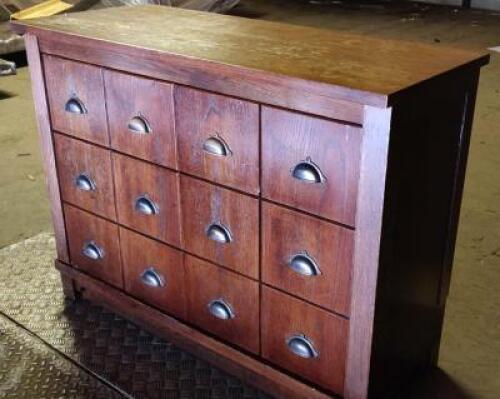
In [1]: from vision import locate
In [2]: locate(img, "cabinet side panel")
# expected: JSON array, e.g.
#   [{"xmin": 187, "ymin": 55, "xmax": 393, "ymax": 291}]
[
  {"xmin": 369, "ymin": 68, "xmax": 480, "ymax": 398},
  {"xmin": 25, "ymin": 34, "xmax": 69, "ymax": 262},
  {"xmin": 344, "ymin": 106, "xmax": 392, "ymax": 399}
]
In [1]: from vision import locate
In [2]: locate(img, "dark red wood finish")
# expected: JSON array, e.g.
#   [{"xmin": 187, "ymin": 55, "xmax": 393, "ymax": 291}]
[
  {"xmin": 261, "ymin": 286, "xmax": 348, "ymax": 394},
  {"xmin": 185, "ymin": 255, "xmax": 260, "ymax": 354},
  {"xmin": 43, "ymin": 54, "xmax": 109, "ymax": 145},
  {"xmin": 64, "ymin": 204, "xmax": 123, "ymax": 288},
  {"xmin": 175, "ymin": 86, "xmax": 260, "ymax": 194},
  {"xmin": 113, "ymin": 153, "xmax": 181, "ymax": 247},
  {"xmin": 261, "ymin": 201, "xmax": 353, "ymax": 315},
  {"xmin": 261, "ymin": 106, "xmax": 362, "ymax": 227},
  {"xmin": 25, "ymin": 34, "xmax": 69, "ymax": 262},
  {"xmin": 180, "ymin": 175, "xmax": 259, "ymax": 279},
  {"xmin": 17, "ymin": 9, "xmax": 489, "ymax": 399},
  {"xmin": 104, "ymin": 70, "xmax": 177, "ymax": 168},
  {"xmin": 56, "ymin": 260, "xmax": 332, "ymax": 399},
  {"xmin": 120, "ymin": 227, "xmax": 187, "ymax": 319},
  {"xmin": 54, "ymin": 133, "xmax": 116, "ymax": 220}
]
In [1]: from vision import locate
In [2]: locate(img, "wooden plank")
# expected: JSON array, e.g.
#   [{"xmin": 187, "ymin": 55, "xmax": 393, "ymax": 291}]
[
  {"xmin": 55, "ymin": 260, "xmax": 332, "ymax": 399},
  {"xmin": 10, "ymin": 5, "xmax": 489, "ymax": 107},
  {"xmin": 35, "ymin": 32, "xmax": 365, "ymax": 123},
  {"xmin": 25, "ymin": 33, "xmax": 69, "ymax": 262},
  {"xmin": 344, "ymin": 105, "xmax": 392, "ymax": 399}
]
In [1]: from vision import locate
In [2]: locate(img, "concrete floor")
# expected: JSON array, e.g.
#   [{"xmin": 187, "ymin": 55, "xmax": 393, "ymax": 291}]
[{"xmin": 0, "ymin": 1, "xmax": 499, "ymax": 398}]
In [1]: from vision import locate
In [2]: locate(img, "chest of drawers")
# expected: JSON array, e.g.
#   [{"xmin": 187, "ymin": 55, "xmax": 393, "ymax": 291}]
[{"xmin": 11, "ymin": 6, "xmax": 489, "ymax": 399}]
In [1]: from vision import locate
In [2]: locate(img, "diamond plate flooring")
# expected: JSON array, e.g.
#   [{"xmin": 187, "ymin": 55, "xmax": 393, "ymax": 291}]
[
  {"xmin": 0, "ymin": 313, "xmax": 124, "ymax": 399},
  {"xmin": 0, "ymin": 233, "xmax": 271, "ymax": 399}
]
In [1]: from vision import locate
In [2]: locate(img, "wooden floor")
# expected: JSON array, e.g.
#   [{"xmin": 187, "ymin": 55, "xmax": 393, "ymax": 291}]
[{"xmin": 0, "ymin": 1, "xmax": 499, "ymax": 398}]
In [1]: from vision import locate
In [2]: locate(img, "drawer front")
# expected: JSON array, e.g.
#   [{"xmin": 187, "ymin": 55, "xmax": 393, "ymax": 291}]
[
  {"xmin": 104, "ymin": 71, "xmax": 176, "ymax": 168},
  {"xmin": 54, "ymin": 133, "xmax": 116, "ymax": 220},
  {"xmin": 175, "ymin": 87, "xmax": 259, "ymax": 194},
  {"xmin": 43, "ymin": 55, "xmax": 108, "ymax": 146},
  {"xmin": 262, "ymin": 107, "xmax": 361, "ymax": 226},
  {"xmin": 261, "ymin": 287, "xmax": 348, "ymax": 394},
  {"xmin": 185, "ymin": 255, "xmax": 259, "ymax": 354},
  {"xmin": 64, "ymin": 204, "xmax": 123, "ymax": 288},
  {"xmin": 180, "ymin": 176, "xmax": 259, "ymax": 279},
  {"xmin": 262, "ymin": 202, "xmax": 353, "ymax": 315},
  {"xmin": 113, "ymin": 154, "xmax": 181, "ymax": 246},
  {"xmin": 120, "ymin": 228, "xmax": 186, "ymax": 319}
]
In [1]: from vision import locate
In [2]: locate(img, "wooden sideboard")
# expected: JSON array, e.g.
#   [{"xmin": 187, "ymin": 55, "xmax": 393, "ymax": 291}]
[{"xmin": 11, "ymin": 6, "xmax": 489, "ymax": 398}]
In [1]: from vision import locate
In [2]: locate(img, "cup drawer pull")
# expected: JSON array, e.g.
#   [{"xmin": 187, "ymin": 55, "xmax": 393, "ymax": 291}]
[
  {"xmin": 208, "ymin": 299, "xmax": 235, "ymax": 320},
  {"xmin": 74, "ymin": 173, "xmax": 96, "ymax": 192},
  {"xmin": 203, "ymin": 135, "xmax": 231, "ymax": 157},
  {"xmin": 140, "ymin": 267, "xmax": 165, "ymax": 288},
  {"xmin": 128, "ymin": 115, "xmax": 152, "ymax": 134},
  {"xmin": 65, "ymin": 97, "xmax": 87, "ymax": 115},
  {"xmin": 289, "ymin": 253, "xmax": 321, "ymax": 277},
  {"xmin": 292, "ymin": 157, "xmax": 325, "ymax": 184},
  {"xmin": 286, "ymin": 334, "xmax": 319, "ymax": 359},
  {"xmin": 135, "ymin": 195, "xmax": 159, "ymax": 215},
  {"xmin": 82, "ymin": 241, "xmax": 104, "ymax": 260},
  {"xmin": 206, "ymin": 223, "xmax": 232, "ymax": 244}
]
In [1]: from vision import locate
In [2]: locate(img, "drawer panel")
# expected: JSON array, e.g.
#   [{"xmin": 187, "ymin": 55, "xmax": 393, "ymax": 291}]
[
  {"xmin": 64, "ymin": 204, "xmax": 122, "ymax": 288},
  {"xmin": 175, "ymin": 87, "xmax": 259, "ymax": 194},
  {"xmin": 54, "ymin": 133, "xmax": 116, "ymax": 220},
  {"xmin": 43, "ymin": 55, "xmax": 108, "ymax": 146},
  {"xmin": 261, "ymin": 287, "xmax": 348, "ymax": 394},
  {"xmin": 104, "ymin": 70, "xmax": 176, "ymax": 168},
  {"xmin": 185, "ymin": 255, "xmax": 259, "ymax": 354},
  {"xmin": 113, "ymin": 154, "xmax": 181, "ymax": 247},
  {"xmin": 262, "ymin": 107, "xmax": 361, "ymax": 226},
  {"xmin": 262, "ymin": 202, "xmax": 353, "ymax": 315},
  {"xmin": 120, "ymin": 228, "xmax": 186, "ymax": 319},
  {"xmin": 180, "ymin": 175, "xmax": 259, "ymax": 279}
]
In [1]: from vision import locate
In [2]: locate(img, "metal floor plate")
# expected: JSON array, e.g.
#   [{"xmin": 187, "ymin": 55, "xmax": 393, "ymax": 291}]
[
  {"xmin": 0, "ymin": 313, "xmax": 124, "ymax": 399},
  {"xmin": 0, "ymin": 233, "xmax": 272, "ymax": 399}
]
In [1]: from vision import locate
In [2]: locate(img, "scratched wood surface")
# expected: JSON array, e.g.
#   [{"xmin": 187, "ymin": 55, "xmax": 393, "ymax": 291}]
[{"xmin": 11, "ymin": 5, "xmax": 488, "ymax": 106}]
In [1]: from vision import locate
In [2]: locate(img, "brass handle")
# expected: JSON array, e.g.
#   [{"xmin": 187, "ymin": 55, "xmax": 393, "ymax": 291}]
[
  {"xmin": 82, "ymin": 241, "xmax": 104, "ymax": 260},
  {"xmin": 292, "ymin": 157, "xmax": 325, "ymax": 184},
  {"xmin": 289, "ymin": 253, "xmax": 321, "ymax": 277},
  {"xmin": 65, "ymin": 97, "xmax": 87, "ymax": 115},
  {"xmin": 128, "ymin": 115, "xmax": 152, "ymax": 134},
  {"xmin": 286, "ymin": 334, "xmax": 319, "ymax": 359},
  {"xmin": 140, "ymin": 267, "xmax": 165, "ymax": 288},
  {"xmin": 208, "ymin": 299, "xmax": 235, "ymax": 320},
  {"xmin": 206, "ymin": 223, "xmax": 232, "ymax": 244},
  {"xmin": 203, "ymin": 135, "xmax": 231, "ymax": 157},
  {"xmin": 74, "ymin": 173, "xmax": 96, "ymax": 192},
  {"xmin": 134, "ymin": 195, "xmax": 159, "ymax": 215}
]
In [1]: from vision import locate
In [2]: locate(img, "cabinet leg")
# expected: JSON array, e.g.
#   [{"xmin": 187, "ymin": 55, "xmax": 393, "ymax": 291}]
[{"xmin": 60, "ymin": 273, "xmax": 77, "ymax": 300}]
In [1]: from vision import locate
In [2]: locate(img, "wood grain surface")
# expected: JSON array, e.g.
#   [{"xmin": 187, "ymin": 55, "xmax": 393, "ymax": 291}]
[
  {"xmin": 24, "ymin": 34, "xmax": 69, "ymax": 262},
  {"xmin": 56, "ymin": 260, "xmax": 332, "ymax": 399},
  {"xmin": 261, "ymin": 286, "xmax": 348, "ymax": 395},
  {"xmin": 113, "ymin": 154, "xmax": 182, "ymax": 247},
  {"xmin": 64, "ymin": 204, "xmax": 123, "ymax": 288},
  {"xmin": 261, "ymin": 202, "xmax": 353, "ymax": 316},
  {"xmin": 43, "ymin": 55, "xmax": 108, "ymax": 145},
  {"xmin": 105, "ymin": 70, "xmax": 177, "ymax": 169},
  {"xmin": 180, "ymin": 175, "xmax": 259, "ymax": 279},
  {"xmin": 120, "ymin": 227, "xmax": 187, "ymax": 320},
  {"xmin": 262, "ymin": 106, "xmax": 361, "ymax": 226},
  {"xmin": 175, "ymin": 86, "xmax": 259, "ymax": 194},
  {"xmin": 11, "ymin": 6, "xmax": 488, "ymax": 107},
  {"xmin": 185, "ymin": 255, "xmax": 260, "ymax": 354},
  {"xmin": 54, "ymin": 133, "xmax": 116, "ymax": 220}
]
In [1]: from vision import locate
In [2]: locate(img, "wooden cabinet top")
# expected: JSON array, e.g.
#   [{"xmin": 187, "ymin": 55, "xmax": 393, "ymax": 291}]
[{"xmin": 11, "ymin": 5, "xmax": 488, "ymax": 108}]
